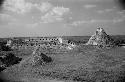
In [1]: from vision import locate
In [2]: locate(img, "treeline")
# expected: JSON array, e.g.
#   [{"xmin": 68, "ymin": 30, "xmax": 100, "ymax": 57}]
[
  {"xmin": 111, "ymin": 35, "xmax": 125, "ymax": 45},
  {"xmin": 114, "ymin": 39, "xmax": 125, "ymax": 46}
]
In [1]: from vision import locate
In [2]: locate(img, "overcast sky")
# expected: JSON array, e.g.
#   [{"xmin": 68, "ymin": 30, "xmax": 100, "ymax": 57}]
[{"xmin": 0, "ymin": 0, "xmax": 125, "ymax": 37}]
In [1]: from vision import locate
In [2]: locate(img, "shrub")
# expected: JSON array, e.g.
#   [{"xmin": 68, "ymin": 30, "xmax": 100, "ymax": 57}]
[
  {"xmin": 0, "ymin": 41, "xmax": 12, "ymax": 51},
  {"xmin": 41, "ymin": 53, "xmax": 52, "ymax": 63},
  {"xmin": 0, "ymin": 53, "xmax": 22, "ymax": 67}
]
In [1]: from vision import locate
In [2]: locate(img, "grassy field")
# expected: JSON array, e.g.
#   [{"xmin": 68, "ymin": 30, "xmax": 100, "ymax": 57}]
[
  {"xmin": 0, "ymin": 36, "xmax": 125, "ymax": 82},
  {"xmin": 0, "ymin": 45, "xmax": 125, "ymax": 82}
]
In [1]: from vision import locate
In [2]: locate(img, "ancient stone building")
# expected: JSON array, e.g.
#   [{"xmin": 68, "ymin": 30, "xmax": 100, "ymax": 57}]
[
  {"xmin": 86, "ymin": 27, "xmax": 115, "ymax": 48},
  {"xmin": 7, "ymin": 37, "xmax": 76, "ymax": 50},
  {"xmin": 25, "ymin": 37, "xmax": 63, "ymax": 44}
]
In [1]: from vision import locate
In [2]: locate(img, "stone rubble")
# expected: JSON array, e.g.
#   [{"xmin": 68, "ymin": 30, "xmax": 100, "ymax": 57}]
[{"xmin": 31, "ymin": 46, "xmax": 52, "ymax": 66}]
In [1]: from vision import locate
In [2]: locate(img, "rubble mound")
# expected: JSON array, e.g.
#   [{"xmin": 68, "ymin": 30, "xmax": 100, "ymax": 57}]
[
  {"xmin": 31, "ymin": 46, "xmax": 52, "ymax": 66},
  {"xmin": 86, "ymin": 27, "xmax": 115, "ymax": 48}
]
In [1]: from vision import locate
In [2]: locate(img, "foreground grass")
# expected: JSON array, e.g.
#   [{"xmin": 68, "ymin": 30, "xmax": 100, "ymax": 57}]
[{"xmin": 1, "ymin": 45, "xmax": 125, "ymax": 82}]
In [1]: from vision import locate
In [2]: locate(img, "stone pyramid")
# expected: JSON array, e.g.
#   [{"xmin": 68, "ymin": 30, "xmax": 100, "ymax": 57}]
[{"xmin": 86, "ymin": 27, "xmax": 115, "ymax": 48}]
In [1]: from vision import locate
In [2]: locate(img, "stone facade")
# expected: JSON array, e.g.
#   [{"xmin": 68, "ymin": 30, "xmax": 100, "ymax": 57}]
[
  {"xmin": 24, "ymin": 37, "xmax": 62, "ymax": 44},
  {"xmin": 7, "ymin": 37, "xmax": 76, "ymax": 50}
]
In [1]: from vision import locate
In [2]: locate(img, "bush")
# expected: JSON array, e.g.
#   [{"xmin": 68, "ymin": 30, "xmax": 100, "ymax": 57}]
[
  {"xmin": 0, "ymin": 41, "xmax": 12, "ymax": 51},
  {"xmin": 41, "ymin": 53, "xmax": 52, "ymax": 63},
  {"xmin": 0, "ymin": 53, "xmax": 22, "ymax": 67}
]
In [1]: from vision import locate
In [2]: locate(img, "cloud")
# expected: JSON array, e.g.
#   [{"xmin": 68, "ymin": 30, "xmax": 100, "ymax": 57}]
[
  {"xmin": 0, "ymin": 13, "xmax": 16, "ymax": 21},
  {"xmin": 89, "ymin": 19, "xmax": 113, "ymax": 23},
  {"xmin": 97, "ymin": 8, "xmax": 115, "ymax": 14},
  {"xmin": 41, "ymin": 6, "xmax": 70, "ymax": 23},
  {"xmin": 116, "ymin": 10, "xmax": 125, "ymax": 16},
  {"xmin": 0, "ymin": 13, "xmax": 11, "ymax": 19},
  {"xmin": 3, "ymin": 0, "xmax": 34, "ymax": 14},
  {"xmin": 3, "ymin": 0, "xmax": 54, "ymax": 14},
  {"xmin": 113, "ymin": 16, "xmax": 125, "ymax": 23},
  {"xmin": 69, "ymin": 19, "xmax": 117, "ymax": 26},
  {"xmin": 70, "ymin": 18, "xmax": 125, "ymax": 26},
  {"xmin": 0, "ymin": 13, "xmax": 17, "ymax": 26},
  {"xmin": 44, "ymin": 0, "xmax": 107, "ymax": 2},
  {"xmin": 36, "ymin": 2, "xmax": 53, "ymax": 13},
  {"xmin": 69, "ymin": 21, "xmax": 89, "ymax": 26},
  {"xmin": 2, "ymin": 0, "xmax": 71, "ymax": 25},
  {"xmin": 3, "ymin": 0, "xmax": 70, "ymax": 23},
  {"xmin": 111, "ymin": 10, "xmax": 125, "ymax": 23},
  {"xmin": 26, "ymin": 23, "xmax": 39, "ymax": 28},
  {"xmin": 97, "ymin": 10, "xmax": 104, "ymax": 14},
  {"xmin": 84, "ymin": 4, "xmax": 96, "ymax": 9},
  {"xmin": 96, "ymin": 9, "xmax": 125, "ymax": 23}
]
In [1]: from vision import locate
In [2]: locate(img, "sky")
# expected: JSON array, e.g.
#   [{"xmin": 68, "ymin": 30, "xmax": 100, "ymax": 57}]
[{"xmin": 0, "ymin": 0, "xmax": 125, "ymax": 37}]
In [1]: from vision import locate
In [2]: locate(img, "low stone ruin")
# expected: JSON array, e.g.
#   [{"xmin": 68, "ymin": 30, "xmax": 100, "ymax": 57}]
[
  {"xmin": 31, "ymin": 46, "xmax": 52, "ymax": 66},
  {"xmin": 86, "ymin": 27, "xmax": 115, "ymax": 48}
]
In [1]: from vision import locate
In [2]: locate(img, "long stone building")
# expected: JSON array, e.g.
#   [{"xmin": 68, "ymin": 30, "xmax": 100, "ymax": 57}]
[
  {"xmin": 6, "ymin": 37, "xmax": 76, "ymax": 50},
  {"xmin": 24, "ymin": 37, "xmax": 63, "ymax": 44}
]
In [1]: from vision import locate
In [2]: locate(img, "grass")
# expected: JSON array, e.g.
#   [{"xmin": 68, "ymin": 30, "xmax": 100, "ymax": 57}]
[{"xmin": 1, "ymin": 45, "xmax": 125, "ymax": 82}]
